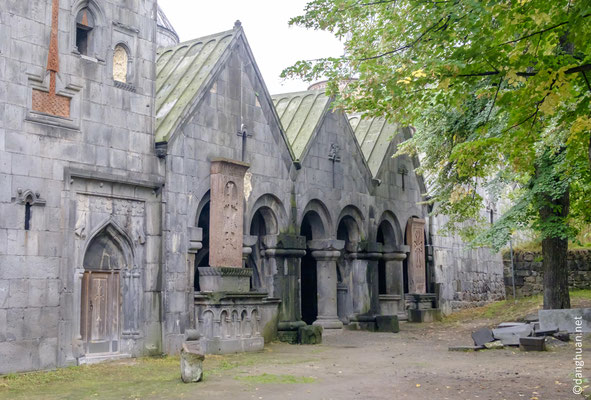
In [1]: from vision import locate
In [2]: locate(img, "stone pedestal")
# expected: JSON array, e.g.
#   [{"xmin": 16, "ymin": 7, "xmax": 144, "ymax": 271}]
[
  {"xmin": 309, "ymin": 239, "xmax": 345, "ymax": 330},
  {"xmin": 198, "ymin": 267, "xmax": 252, "ymax": 292},
  {"xmin": 261, "ymin": 234, "xmax": 307, "ymax": 343}
]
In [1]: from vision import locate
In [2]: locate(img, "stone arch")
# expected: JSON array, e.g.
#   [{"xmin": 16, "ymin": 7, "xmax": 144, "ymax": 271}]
[
  {"xmin": 82, "ymin": 219, "xmax": 135, "ymax": 268},
  {"xmin": 300, "ymin": 199, "xmax": 332, "ymax": 239},
  {"xmin": 376, "ymin": 210, "xmax": 403, "ymax": 246},
  {"xmin": 336, "ymin": 205, "xmax": 365, "ymax": 243},
  {"xmin": 247, "ymin": 193, "xmax": 288, "ymax": 235},
  {"xmin": 80, "ymin": 221, "xmax": 134, "ymax": 355},
  {"xmin": 71, "ymin": 0, "xmax": 105, "ymax": 58}
]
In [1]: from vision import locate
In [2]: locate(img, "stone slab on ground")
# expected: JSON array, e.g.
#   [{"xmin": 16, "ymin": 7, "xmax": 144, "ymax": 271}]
[
  {"xmin": 538, "ymin": 308, "xmax": 591, "ymax": 334},
  {"xmin": 448, "ymin": 345, "xmax": 484, "ymax": 352},
  {"xmin": 519, "ymin": 336, "xmax": 546, "ymax": 352},
  {"xmin": 408, "ymin": 309, "xmax": 442, "ymax": 323},
  {"xmin": 472, "ymin": 327, "xmax": 494, "ymax": 346},
  {"xmin": 484, "ymin": 340, "xmax": 504, "ymax": 349},
  {"xmin": 492, "ymin": 324, "xmax": 533, "ymax": 346},
  {"xmin": 375, "ymin": 315, "xmax": 400, "ymax": 333},
  {"xmin": 299, "ymin": 325, "xmax": 323, "ymax": 344},
  {"xmin": 181, "ymin": 342, "xmax": 205, "ymax": 383}
]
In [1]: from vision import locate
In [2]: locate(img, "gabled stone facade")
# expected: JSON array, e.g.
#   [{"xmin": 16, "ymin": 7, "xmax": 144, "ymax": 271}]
[{"xmin": 0, "ymin": 2, "xmax": 505, "ymax": 374}]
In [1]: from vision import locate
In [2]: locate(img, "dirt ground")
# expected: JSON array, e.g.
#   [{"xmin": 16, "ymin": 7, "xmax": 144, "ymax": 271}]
[
  {"xmin": 195, "ymin": 322, "xmax": 584, "ymax": 400},
  {"xmin": 1, "ymin": 319, "xmax": 588, "ymax": 400}
]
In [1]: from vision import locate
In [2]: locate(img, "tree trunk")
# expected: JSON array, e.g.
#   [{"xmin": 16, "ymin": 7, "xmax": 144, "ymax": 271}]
[{"xmin": 540, "ymin": 187, "xmax": 571, "ymax": 309}]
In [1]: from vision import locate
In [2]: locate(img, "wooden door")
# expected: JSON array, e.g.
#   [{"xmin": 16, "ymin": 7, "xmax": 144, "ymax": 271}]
[{"xmin": 81, "ymin": 271, "xmax": 120, "ymax": 354}]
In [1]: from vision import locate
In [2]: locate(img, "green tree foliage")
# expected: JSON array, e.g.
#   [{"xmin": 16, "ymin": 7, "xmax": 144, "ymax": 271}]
[{"xmin": 283, "ymin": 0, "xmax": 591, "ymax": 308}]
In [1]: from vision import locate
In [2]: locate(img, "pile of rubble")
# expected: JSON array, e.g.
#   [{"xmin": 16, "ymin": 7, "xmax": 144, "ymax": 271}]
[{"xmin": 450, "ymin": 308, "xmax": 591, "ymax": 352}]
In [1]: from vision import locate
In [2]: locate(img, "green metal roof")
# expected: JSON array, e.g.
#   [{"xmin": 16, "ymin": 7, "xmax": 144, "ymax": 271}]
[
  {"xmin": 155, "ymin": 29, "xmax": 235, "ymax": 142},
  {"xmin": 348, "ymin": 115, "xmax": 398, "ymax": 177},
  {"xmin": 272, "ymin": 90, "xmax": 331, "ymax": 160}
]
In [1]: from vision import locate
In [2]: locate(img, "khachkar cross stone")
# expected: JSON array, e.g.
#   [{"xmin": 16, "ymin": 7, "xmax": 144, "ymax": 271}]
[
  {"xmin": 405, "ymin": 217, "xmax": 426, "ymax": 294},
  {"xmin": 328, "ymin": 144, "xmax": 341, "ymax": 188},
  {"xmin": 209, "ymin": 158, "xmax": 250, "ymax": 268},
  {"xmin": 32, "ymin": 0, "xmax": 71, "ymax": 118}
]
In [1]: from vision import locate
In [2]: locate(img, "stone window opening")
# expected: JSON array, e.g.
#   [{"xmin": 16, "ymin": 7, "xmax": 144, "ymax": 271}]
[
  {"xmin": 113, "ymin": 44, "xmax": 130, "ymax": 83},
  {"xmin": 24, "ymin": 196, "xmax": 33, "ymax": 230},
  {"xmin": 490, "ymin": 208, "xmax": 494, "ymax": 224},
  {"xmin": 75, "ymin": 8, "xmax": 95, "ymax": 56}
]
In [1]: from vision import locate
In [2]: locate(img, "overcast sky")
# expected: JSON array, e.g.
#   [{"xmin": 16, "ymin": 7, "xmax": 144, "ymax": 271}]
[{"xmin": 158, "ymin": 0, "xmax": 343, "ymax": 94}]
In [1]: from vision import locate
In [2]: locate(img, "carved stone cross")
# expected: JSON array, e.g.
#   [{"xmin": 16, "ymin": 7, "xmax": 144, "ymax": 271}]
[
  {"xmin": 328, "ymin": 143, "xmax": 341, "ymax": 188},
  {"xmin": 398, "ymin": 166, "xmax": 408, "ymax": 191},
  {"xmin": 237, "ymin": 123, "xmax": 252, "ymax": 162}
]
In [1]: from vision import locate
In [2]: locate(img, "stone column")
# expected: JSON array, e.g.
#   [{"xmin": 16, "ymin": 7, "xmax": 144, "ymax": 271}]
[
  {"xmin": 382, "ymin": 248, "xmax": 408, "ymax": 317},
  {"xmin": 309, "ymin": 239, "xmax": 345, "ymax": 330},
  {"xmin": 198, "ymin": 158, "xmax": 252, "ymax": 292},
  {"xmin": 406, "ymin": 218, "xmax": 427, "ymax": 294},
  {"xmin": 187, "ymin": 227, "xmax": 203, "ymax": 328},
  {"xmin": 347, "ymin": 241, "xmax": 381, "ymax": 329},
  {"xmin": 261, "ymin": 234, "xmax": 307, "ymax": 337}
]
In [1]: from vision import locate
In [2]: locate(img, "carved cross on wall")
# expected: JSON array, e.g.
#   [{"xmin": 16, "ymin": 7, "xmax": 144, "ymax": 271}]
[
  {"xmin": 398, "ymin": 166, "xmax": 408, "ymax": 191},
  {"xmin": 328, "ymin": 143, "xmax": 341, "ymax": 188},
  {"xmin": 237, "ymin": 124, "xmax": 252, "ymax": 162}
]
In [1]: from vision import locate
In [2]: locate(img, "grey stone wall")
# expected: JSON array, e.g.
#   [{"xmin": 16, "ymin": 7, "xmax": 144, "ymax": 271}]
[
  {"xmin": 0, "ymin": 0, "xmax": 163, "ymax": 373},
  {"xmin": 503, "ymin": 250, "xmax": 591, "ymax": 297},
  {"xmin": 161, "ymin": 38, "xmax": 293, "ymax": 353},
  {"xmin": 430, "ymin": 214, "xmax": 506, "ymax": 314}
]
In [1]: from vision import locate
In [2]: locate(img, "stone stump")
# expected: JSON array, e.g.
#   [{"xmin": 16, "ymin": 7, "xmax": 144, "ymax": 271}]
[
  {"xmin": 298, "ymin": 325, "xmax": 323, "ymax": 344},
  {"xmin": 181, "ymin": 338, "xmax": 204, "ymax": 383},
  {"xmin": 375, "ymin": 315, "xmax": 399, "ymax": 333}
]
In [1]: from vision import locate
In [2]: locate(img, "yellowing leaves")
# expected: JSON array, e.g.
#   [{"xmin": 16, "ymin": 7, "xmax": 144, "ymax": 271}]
[
  {"xmin": 397, "ymin": 78, "xmax": 411, "ymax": 85},
  {"xmin": 411, "ymin": 69, "xmax": 426, "ymax": 78},
  {"xmin": 538, "ymin": 92, "xmax": 559, "ymax": 115},
  {"xmin": 532, "ymin": 13, "xmax": 550, "ymax": 25},
  {"xmin": 506, "ymin": 70, "xmax": 526, "ymax": 86},
  {"xmin": 571, "ymin": 116, "xmax": 591, "ymax": 135}
]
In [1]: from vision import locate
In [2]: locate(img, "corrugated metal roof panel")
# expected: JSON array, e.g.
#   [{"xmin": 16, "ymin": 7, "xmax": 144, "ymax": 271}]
[
  {"xmin": 348, "ymin": 114, "xmax": 398, "ymax": 177},
  {"xmin": 155, "ymin": 29, "xmax": 235, "ymax": 142},
  {"xmin": 272, "ymin": 90, "xmax": 330, "ymax": 160}
]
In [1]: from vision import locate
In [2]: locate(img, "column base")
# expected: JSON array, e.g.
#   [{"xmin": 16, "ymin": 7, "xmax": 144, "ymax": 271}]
[{"xmin": 313, "ymin": 316, "xmax": 343, "ymax": 329}]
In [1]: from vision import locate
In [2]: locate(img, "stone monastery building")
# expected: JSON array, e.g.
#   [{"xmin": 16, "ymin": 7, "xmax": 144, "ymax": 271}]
[{"xmin": 0, "ymin": 0, "xmax": 505, "ymax": 373}]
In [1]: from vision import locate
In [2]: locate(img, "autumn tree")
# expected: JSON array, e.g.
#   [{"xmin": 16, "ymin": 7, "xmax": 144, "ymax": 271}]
[{"xmin": 283, "ymin": 0, "xmax": 591, "ymax": 309}]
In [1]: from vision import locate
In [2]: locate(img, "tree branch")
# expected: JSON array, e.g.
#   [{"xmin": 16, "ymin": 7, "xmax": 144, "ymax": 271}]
[
  {"xmin": 360, "ymin": 15, "xmax": 447, "ymax": 61},
  {"xmin": 486, "ymin": 77, "xmax": 503, "ymax": 123},
  {"xmin": 498, "ymin": 13, "xmax": 590, "ymax": 46},
  {"xmin": 582, "ymin": 70, "xmax": 591, "ymax": 92},
  {"xmin": 456, "ymin": 63, "xmax": 591, "ymax": 78}
]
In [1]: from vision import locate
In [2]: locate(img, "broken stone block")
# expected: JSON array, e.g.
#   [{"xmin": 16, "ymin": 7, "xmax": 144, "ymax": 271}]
[
  {"xmin": 538, "ymin": 308, "xmax": 591, "ymax": 334},
  {"xmin": 375, "ymin": 315, "xmax": 399, "ymax": 333},
  {"xmin": 180, "ymin": 342, "xmax": 204, "ymax": 383},
  {"xmin": 472, "ymin": 327, "xmax": 494, "ymax": 346},
  {"xmin": 408, "ymin": 309, "xmax": 442, "ymax": 322},
  {"xmin": 492, "ymin": 324, "xmax": 533, "ymax": 346},
  {"xmin": 484, "ymin": 340, "xmax": 504, "ymax": 349},
  {"xmin": 546, "ymin": 336, "xmax": 569, "ymax": 349},
  {"xmin": 298, "ymin": 325, "xmax": 322, "ymax": 345},
  {"xmin": 552, "ymin": 331, "xmax": 570, "ymax": 342},
  {"xmin": 519, "ymin": 336, "xmax": 546, "ymax": 352}
]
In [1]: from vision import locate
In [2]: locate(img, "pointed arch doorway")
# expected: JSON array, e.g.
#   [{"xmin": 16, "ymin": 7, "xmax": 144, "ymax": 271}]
[{"xmin": 80, "ymin": 225, "xmax": 130, "ymax": 354}]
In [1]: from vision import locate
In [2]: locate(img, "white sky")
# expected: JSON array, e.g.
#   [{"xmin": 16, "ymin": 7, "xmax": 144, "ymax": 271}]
[{"xmin": 157, "ymin": 0, "xmax": 343, "ymax": 94}]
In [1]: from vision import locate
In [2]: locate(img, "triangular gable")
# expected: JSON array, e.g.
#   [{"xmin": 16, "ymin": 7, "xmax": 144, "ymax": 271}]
[
  {"xmin": 350, "ymin": 115, "xmax": 428, "ymax": 195},
  {"xmin": 272, "ymin": 90, "xmax": 331, "ymax": 161},
  {"xmin": 349, "ymin": 115, "xmax": 398, "ymax": 178},
  {"xmin": 155, "ymin": 29, "xmax": 235, "ymax": 142}
]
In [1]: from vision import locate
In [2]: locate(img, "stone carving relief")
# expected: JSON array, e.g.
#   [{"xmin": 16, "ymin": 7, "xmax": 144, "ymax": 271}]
[{"xmin": 406, "ymin": 218, "xmax": 426, "ymax": 294}]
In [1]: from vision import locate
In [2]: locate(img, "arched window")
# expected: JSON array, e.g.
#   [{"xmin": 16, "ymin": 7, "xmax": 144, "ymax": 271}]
[
  {"xmin": 113, "ymin": 45, "xmax": 129, "ymax": 83},
  {"xmin": 75, "ymin": 7, "xmax": 95, "ymax": 55}
]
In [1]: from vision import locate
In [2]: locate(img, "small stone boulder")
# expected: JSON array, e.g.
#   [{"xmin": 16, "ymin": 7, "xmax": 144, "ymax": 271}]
[
  {"xmin": 375, "ymin": 315, "xmax": 400, "ymax": 333},
  {"xmin": 181, "ymin": 342, "xmax": 205, "ymax": 383},
  {"xmin": 298, "ymin": 325, "xmax": 323, "ymax": 345}
]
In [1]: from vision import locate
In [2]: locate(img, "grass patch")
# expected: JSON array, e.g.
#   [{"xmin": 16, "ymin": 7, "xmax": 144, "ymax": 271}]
[
  {"xmin": 442, "ymin": 290, "xmax": 591, "ymax": 325},
  {"xmin": 235, "ymin": 373, "xmax": 316, "ymax": 385}
]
